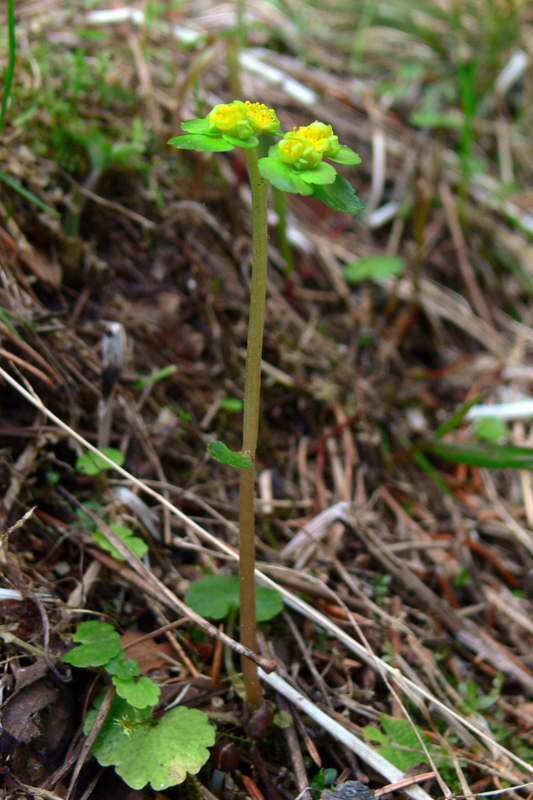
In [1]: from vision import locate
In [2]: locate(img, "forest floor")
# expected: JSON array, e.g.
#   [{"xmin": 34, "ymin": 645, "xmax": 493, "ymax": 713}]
[{"xmin": 2, "ymin": 1, "xmax": 533, "ymax": 800}]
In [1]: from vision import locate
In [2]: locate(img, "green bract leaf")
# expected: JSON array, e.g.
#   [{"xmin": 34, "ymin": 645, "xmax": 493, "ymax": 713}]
[
  {"xmin": 185, "ymin": 574, "xmax": 284, "ymax": 621},
  {"xmin": 85, "ymin": 697, "xmax": 215, "ymax": 791},
  {"xmin": 328, "ymin": 145, "xmax": 362, "ymax": 165},
  {"xmin": 64, "ymin": 621, "xmax": 122, "ymax": 667},
  {"xmin": 310, "ymin": 176, "xmax": 364, "ymax": 214},
  {"xmin": 257, "ymin": 157, "xmax": 313, "ymax": 195},
  {"xmin": 167, "ymin": 134, "xmax": 234, "ymax": 152},
  {"xmin": 180, "ymin": 119, "xmax": 210, "ymax": 133},
  {"xmin": 76, "ymin": 447, "xmax": 125, "ymax": 476},
  {"xmin": 112, "ymin": 676, "xmax": 161, "ymax": 708},
  {"xmin": 106, "ymin": 656, "xmax": 140, "ymax": 679},
  {"xmin": 344, "ymin": 255, "xmax": 405, "ymax": 283},
  {"xmin": 421, "ymin": 440, "xmax": 533, "ymax": 469},
  {"xmin": 208, "ymin": 441, "xmax": 253, "ymax": 469},
  {"xmin": 221, "ymin": 133, "xmax": 259, "ymax": 148},
  {"xmin": 92, "ymin": 523, "xmax": 149, "ymax": 561},
  {"xmin": 474, "ymin": 417, "xmax": 508, "ymax": 442},
  {"xmin": 299, "ymin": 161, "xmax": 337, "ymax": 185}
]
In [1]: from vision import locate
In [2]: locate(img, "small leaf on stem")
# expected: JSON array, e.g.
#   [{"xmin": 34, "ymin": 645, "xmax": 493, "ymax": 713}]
[{"xmin": 208, "ymin": 441, "xmax": 253, "ymax": 468}]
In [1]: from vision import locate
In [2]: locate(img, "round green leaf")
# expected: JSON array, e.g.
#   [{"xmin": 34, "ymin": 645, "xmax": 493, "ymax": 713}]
[
  {"xmin": 186, "ymin": 574, "xmax": 284, "ymax": 621},
  {"xmin": 310, "ymin": 176, "xmax": 364, "ymax": 214},
  {"xmin": 167, "ymin": 134, "xmax": 234, "ymax": 152},
  {"xmin": 221, "ymin": 133, "xmax": 259, "ymax": 148},
  {"xmin": 86, "ymin": 698, "xmax": 215, "ymax": 791},
  {"xmin": 208, "ymin": 441, "xmax": 252, "ymax": 468},
  {"xmin": 255, "ymin": 585, "xmax": 284, "ymax": 621},
  {"xmin": 180, "ymin": 119, "xmax": 210, "ymax": 133},
  {"xmin": 328, "ymin": 145, "xmax": 362, "ymax": 165},
  {"xmin": 299, "ymin": 161, "xmax": 337, "ymax": 185},
  {"xmin": 64, "ymin": 621, "xmax": 122, "ymax": 667},
  {"xmin": 113, "ymin": 676, "xmax": 161, "ymax": 708},
  {"xmin": 474, "ymin": 417, "xmax": 508, "ymax": 442},
  {"xmin": 76, "ymin": 447, "xmax": 125, "ymax": 476},
  {"xmin": 273, "ymin": 710, "xmax": 294, "ymax": 729},
  {"xmin": 345, "ymin": 255, "xmax": 405, "ymax": 283}
]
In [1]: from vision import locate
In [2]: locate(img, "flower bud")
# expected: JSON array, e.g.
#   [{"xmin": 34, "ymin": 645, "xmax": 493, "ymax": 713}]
[
  {"xmin": 206, "ymin": 102, "xmax": 254, "ymax": 140},
  {"xmin": 243, "ymin": 101, "xmax": 280, "ymax": 134},
  {"xmin": 277, "ymin": 135, "xmax": 323, "ymax": 170},
  {"xmin": 291, "ymin": 121, "xmax": 340, "ymax": 157}
]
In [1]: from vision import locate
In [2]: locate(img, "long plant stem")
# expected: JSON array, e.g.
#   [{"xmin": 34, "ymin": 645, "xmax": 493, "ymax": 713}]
[{"xmin": 239, "ymin": 147, "xmax": 269, "ymax": 709}]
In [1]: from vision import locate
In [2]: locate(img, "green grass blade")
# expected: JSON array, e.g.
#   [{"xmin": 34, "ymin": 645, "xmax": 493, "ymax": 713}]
[
  {"xmin": 434, "ymin": 394, "xmax": 481, "ymax": 438},
  {"xmin": 0, "ymin": 0, "xmax": 15, "ymax": 135},
  {"xmin": 0, "ymin": 170, "xmax": 60, "ymax": 217},
  {"xmin": 422, "ymin": 441, "xmax": 533, "ymax": 470}
]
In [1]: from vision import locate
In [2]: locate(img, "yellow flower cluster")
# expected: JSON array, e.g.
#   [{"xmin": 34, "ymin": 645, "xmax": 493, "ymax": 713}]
[
  {"xmin": 207, "ymin": 100, "xmax": 279, "ymax": 140},
  {"xmin": 277, "ymin": 121, "xmax": 340, "ymax": 170}
]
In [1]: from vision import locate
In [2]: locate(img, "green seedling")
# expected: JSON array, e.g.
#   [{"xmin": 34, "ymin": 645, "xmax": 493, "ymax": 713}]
[
  {"xmin": 169, "ymin": 99, "xmax": 362, "ymax": 708},
  {"xmin": 92, "ymin": 523, "xmax": 148, "ymax": 561},
  {"xmin": 344, "ymin": 254, "xmax": 405, "ymax": 283},
  {"xmin": 64, "ymin": 621, "xmax": 160, "ymax": 709},
  {"xmin": 185, "ymin": 574, "xmax": 283, "ymax": 622},
  {"xmin": 64, "ymin": 621, "xmax": 213, "ymax": 789},
  {"xmin": 75, "ymin": 447, "xmax": 125, "ymax": 476},
  {"xmin": 364, "ymin": 715, "xmax": 441, "ymax": 772},
  {"xmin": 134, "ymin": 364, "xmax": 178, "ymax": 390},
  {"xmin": 311, "ymin": 768, "xmax": 338, "ymax": 792},
  {"xmin": 457, "ymin": 675, "xmax": 503, "ymax": 714}
]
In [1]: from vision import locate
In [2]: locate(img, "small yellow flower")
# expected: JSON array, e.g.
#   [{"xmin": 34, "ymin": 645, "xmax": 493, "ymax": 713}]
[
  {"xmin": 206, "ymin": 102, "xmax": 254, "ymax": 140},
  {"xmin": 289, "ymin": 121, "xmax": 340, "ymax": 157},
  {"xmin": 242, "ymin": 100, "xmax": 280, "ymax": 134},
  {"xmin": 206, "ymin": 100, "xmax": 279, "ymax": 140},
  {"xmin": 277, "ymin": 136, "xmax": 323, "ymax": 170}
]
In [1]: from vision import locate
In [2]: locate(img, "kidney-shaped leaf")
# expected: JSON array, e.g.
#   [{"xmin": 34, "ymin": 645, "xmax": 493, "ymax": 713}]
[
  {"xmin": 186, "ymin": 574, "xmax": 283, "ymax": 621},
  {"xmin": 112, "ymin": 676, "xmax": 161, "ymax": 709},
  {"xmin": 86, "ymin": 699, "xmax": 215, "ymax": 791},
  {"xmin": 64, "ymin": 621, "xmax": 122, "ymax": 667}
]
